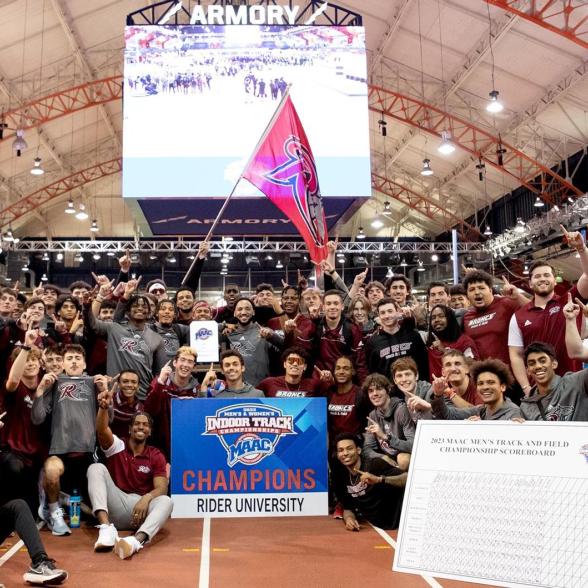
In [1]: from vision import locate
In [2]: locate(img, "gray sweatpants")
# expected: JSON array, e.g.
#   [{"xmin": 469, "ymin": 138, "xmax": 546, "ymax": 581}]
[{"xmin": 87, "ymin": 463, "xmax": 173, "ymax": 541}]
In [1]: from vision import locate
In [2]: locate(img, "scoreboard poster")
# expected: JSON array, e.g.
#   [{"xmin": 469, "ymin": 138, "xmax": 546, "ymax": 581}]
[{"xmin": 170, "ymin": 398, "xmax": 328, "ymax": 518}]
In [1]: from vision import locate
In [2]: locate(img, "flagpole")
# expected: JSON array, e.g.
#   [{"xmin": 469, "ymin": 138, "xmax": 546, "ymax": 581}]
[{"xmin": 181, "ymin": 87, "xmax": 293, "ymax": 286}]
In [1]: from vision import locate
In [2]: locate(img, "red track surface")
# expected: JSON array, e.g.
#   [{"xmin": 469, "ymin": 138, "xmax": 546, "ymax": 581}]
[{"xmin": 0, "ymin": 518, "xmax": 496, "ymax": 588}]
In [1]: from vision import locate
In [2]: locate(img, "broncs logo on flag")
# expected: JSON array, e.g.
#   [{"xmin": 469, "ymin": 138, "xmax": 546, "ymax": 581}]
[{"xmin": 203, "ymin": 404, "xmax": 296, "ymax": 467}]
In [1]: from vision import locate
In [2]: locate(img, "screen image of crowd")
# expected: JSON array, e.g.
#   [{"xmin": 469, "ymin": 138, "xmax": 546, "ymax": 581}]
[{"xmin": 1, "ymin": 231, "xmax": 588, "ymax": 585}]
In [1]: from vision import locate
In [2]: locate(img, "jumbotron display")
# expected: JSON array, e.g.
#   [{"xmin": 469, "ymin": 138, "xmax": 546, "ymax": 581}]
[{"xmin": 123, "ymin": 24, "xmax": 370, "ymax": 200}]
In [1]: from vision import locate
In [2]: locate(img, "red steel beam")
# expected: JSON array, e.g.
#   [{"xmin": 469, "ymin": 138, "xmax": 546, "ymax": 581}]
[
  {"xmin": 486, "ymin": 0, "xmax": 588, "ymax": 50},
  {"xmin": 368, "ymin": 85, "xmax": 583, "ymax": 205},
  {"xmin": 371, "ymin": 172, "xmax": 483, "ymax": 240},
  {"xmin": 0, "ymin": 76, "xmax": 123, "ymax": 143},
  {"xmin": 0, "ymin": 158, "xmax": 122, "ymax": 228}
]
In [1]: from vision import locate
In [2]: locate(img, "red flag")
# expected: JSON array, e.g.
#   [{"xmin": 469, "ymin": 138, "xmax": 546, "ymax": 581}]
[{"xmin": 242, "ymin": 96, "xmax": 328, "ymax": 264}]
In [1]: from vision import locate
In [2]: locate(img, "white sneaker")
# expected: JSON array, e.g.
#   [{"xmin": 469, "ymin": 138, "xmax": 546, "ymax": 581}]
[
  {"xmin": 114, "ymin": 536, "xmax": 143, "ymax": 560},
  {"xmin": 94, "ymin": 523, "xmax": 118, "ymax": 552},
  {"xmin": 49, "ymin": 508, "xmax": 71, "ymax": 536}
]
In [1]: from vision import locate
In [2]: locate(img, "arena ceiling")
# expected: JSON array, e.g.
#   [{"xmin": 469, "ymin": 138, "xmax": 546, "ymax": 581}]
[{"xmin": 0, "ymin": 0, "xmax": 586, "ymax": 242}]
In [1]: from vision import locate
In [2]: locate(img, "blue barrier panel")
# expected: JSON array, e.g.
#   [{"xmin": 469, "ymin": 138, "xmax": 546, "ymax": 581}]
[{"xmin": 171, "ymin": 397, "xmax": 328, "ymax": 517}]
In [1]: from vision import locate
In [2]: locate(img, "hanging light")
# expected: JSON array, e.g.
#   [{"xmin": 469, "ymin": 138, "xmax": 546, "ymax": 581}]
[
  {"xmin": 371, "ymin": 217, "xmax": 384, "ymax": 229},
  {"xmin": 484, "ymin": 225, "xmax": 492, "ymax": 236},
  {"xmin": 0, "ymin": 118, "xmax": 7, "ymax": 140},
  {"xmin": 486, "ymin": 90, "xmax": 503, "ymax": 113},
  {"xmin": 476, "ymin": 159, "xmax": 486, "ymax": 182},
  {"xmin": 92, "ymin": 253, "xmax": 101, "ymax": 261},
  {"xmin": 400, "ymin": 258, "xmax": 407, "ymax": 267},
  {"xmin": 220, "ymin": 257, "xmax": 229, "ymax": 265},
  {"xmin": 496, "ymin": 139, "xmax": 506, "ymax": 166},
  {"xmin": 437, "ymin": 130, "xmax": 455, "ymax": 155},
  {"xmin": 220, "ymin": 269, "xmax": 228, "ymax": 276},
  {"xmin": 75, "ymin": 203, "xmax": 89, "ymax": 220},
  {"xmin": 65, "ymin": 199, "xmax": 76, "ymax": 214},
  {"xmin": 30, "ymin": 156, "xmax": 44, "ymax": 175},
  {"xmin": 56, "ymin": 252, "xmax": 64, "ymax": 261},
  {"xmin": 523, "ymin": 264, "xmax": 529, "ymax": 275},
  {"xmin": 4, "ymin": 228, "xmax": 13, "ymax": 242},
  {"xmin": 12, "ymin": 129, "xmax": 27, "ymax": 156},
  {"xmin": 22, "ymin": 260, "xmax": 29, "ymax": 271},
  {"xmin": 74, "ymin": 253, "xmax": 84, "ymax": 262},
  {"xmin": 41, "ymin": 273, "xmax": 49, "ymax": 282},
  {"xmin": 42, "ymin": 252, "xmax": 50, "ymax": 262},
  {"xmin": 431, "ymin": 253, "xmax": 439, "ymax": 262},
  {"xmin": 568, "ymin": 196, "xmax": 575, "ymax": 204},
  {"xmin": 106, "ymin": 251, "xmax": 115, "ymax": 257},
  {"xmin": 514, "ymin": 218, "xmax": 526, "ymax": 234},
  {"xmin": 378, "ymin": 115, "xmax": 387, "ymax": 137},
  {"xmin": 417, "ymin": 260, "xmax": 425, "ymax": 272},
  {"xmin": 356, "ymin": 227, "xmax": 366, "ymax": 240},
  {"xmin": 276, "ymin": 260, "xmax": 284, "ymax": 269},
  {"xmin": 90, "ymin": 219, "xmax": 99, "ymax": 232},
  {"xmin": 421, "ymin": 158, "xmax": 434, "ymax": 176},
  {"xmin": 382, "ymin": 201, "xmax": 392, "ymax": 216},
  {"xmin": 168, "ymin": 254, "xmax": 177, "ymax": 263},
  {"xmin": 534, "ymin": 196, "xmax": 544, "ymax": 208},
  {"xmin": 265, "ymin": 253, "xmax": 273, "ymax": 261}
]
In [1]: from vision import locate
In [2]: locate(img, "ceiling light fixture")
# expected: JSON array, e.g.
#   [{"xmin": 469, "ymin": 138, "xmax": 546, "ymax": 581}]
[
  {"xmin": 276, "ymin": 260, "xmax": 284, "ymax": 269},
  {"xmin": 534, "ymin": 196, "xmax": 544, "ymax": 208},
  {"xmin": 356, "ymin": 226, "xmax": 366, "ymax": 240},
  {"xmin": 484, "ymin": 225, "xmax": 492, "ymax": 236},
  {"xmin": 476, "ymin": 158, "xmax": 486, "ymax": 181},
  {"xmin": 371, "ymin": 217, "xmax": 384, "ymax": 229},
  {"xmin": 437, "ymin": 130, "xmax": 455, "ymax": 155},
  {"xmin": 514, "ymin": 218, "xmax": 526, "ymax": 233},
  {"xmin": 90, "ymin": 219, "xmax": 99, "ymax": 232},
  {"xmin": 30, "ymin": 156, "xmax": 44, "ymax": 175},
  {"xmin": 12, "ymin": 129, "xmax": 27, "ymax": 156},
  {"xmin": 382, "ymin": 201, "xmax": 392, "ymax": 216},
  {"xmin": 400, "ymin": 258, "xmax": 407, "ymax": 267},
  {"xmin": 378, "ymin": 115, "xmax": 387, "ymax": 137},
  {"xmin": 421, "ymin": 158, "xmax": 434, "ymax": 176},
  {"xmin": 486, "ymin": 89, "xmax": 503, "ymax": 113},
  {"xmin": 65, "ymin": 199, "xmax": 76, "ymax": 214},
  {"xmin": 417, "ymin": 260, "xmax": 425, "ymax": 272},
  {"xmin": 75, "ymin": 203, "xmax": 89, "ymax": 220},
  {"xmin": 92, "ymin": 253, "xmax": 101, "ymax": 261},
  {"xmin": 40, "ymin": 273, "xmax": 48, "ymax": 282}
]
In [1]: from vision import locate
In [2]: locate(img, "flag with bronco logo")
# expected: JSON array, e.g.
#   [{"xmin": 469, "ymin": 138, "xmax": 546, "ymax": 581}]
[{"xmin": 242, "ymin": 96, "xmax": 328, "ymax": 264}]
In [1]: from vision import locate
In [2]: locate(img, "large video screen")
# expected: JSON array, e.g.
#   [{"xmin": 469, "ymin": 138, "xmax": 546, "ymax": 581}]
[{"xmin": 123, "ymin": 25, "xmax": 370, "ymax": 199}]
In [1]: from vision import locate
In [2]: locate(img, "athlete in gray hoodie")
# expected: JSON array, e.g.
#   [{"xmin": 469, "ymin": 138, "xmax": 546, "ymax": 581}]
[
  {"xmin": 362, "ymin": 374, "xmax": 415, "ymax": 471},
  {"xmin": 431, "ymin": 359, "xmax": 522, "ymax": 420},
  {"xmin": 199, "ymin": 349, "xmax": 263, "ymax": 398},
  {"xmin": 520, "ymin": 342, "xmax": 588, "ymax": 421}
]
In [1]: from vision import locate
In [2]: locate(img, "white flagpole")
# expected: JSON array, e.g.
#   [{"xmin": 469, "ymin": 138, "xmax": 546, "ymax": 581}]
[{"xmin": 182, "ymin": 86, "xmax": 292, "ymax": 286}]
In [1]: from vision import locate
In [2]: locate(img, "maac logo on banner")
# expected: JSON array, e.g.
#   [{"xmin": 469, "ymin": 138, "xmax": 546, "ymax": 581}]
[
  {"xmin": 203, "ymin": 404, "xmax": 296, "ymax": 467},
  {"xmin": 195, "ymin": 327, "xmax": 213, "ymax": 340}
]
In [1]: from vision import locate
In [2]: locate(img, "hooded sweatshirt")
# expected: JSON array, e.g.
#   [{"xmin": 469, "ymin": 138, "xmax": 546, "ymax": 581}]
[
  {"xmin": 363, "ymin": 397, "xmax": 415, "ymax": 460},
  {"xmin": 143, "ymin": 374, "xmax": 200, "ymax": 460},
  {"xmin": 520, "ymin": 371, "xmax": 588, "ymax": 421},
  {"xmin": 431, "ymin": 396, "xmax": 522, "ymax": 420},
  {"xmin": 198, "ymin": 382, "xmax": 264, "ymax": 399},
  {"xmin": 224, "ymin": 322, "xmax": 282, "ymax": 387}
]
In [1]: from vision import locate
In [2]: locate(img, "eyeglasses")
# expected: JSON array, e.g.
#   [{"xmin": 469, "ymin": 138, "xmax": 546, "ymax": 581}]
[{"xmin": 285, "ymin": 356, "xmax": 305, "ymax": 366}]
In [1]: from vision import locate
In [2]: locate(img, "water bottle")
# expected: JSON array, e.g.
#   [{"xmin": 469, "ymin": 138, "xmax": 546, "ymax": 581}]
[{"xmin": 69, "ymin": 489, "xmax": 81, "ymax": 528}]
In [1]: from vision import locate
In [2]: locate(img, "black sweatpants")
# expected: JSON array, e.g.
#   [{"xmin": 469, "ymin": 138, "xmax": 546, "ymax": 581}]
[{"xmin": 0, "ymin": 499, "xmax": 46, "ymax": 566}]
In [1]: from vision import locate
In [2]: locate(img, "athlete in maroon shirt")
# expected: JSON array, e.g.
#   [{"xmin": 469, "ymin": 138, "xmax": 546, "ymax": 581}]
[
  {"xmin": 0, "ymin": 331, "xmax": 46, "ymax": 508},
  {"xmin": 509, "ymin": 254, "xmax": 588, "ymax": 393},
  {"xmin": 88, "ymin": 387, "xmax": 171, "ymax": 560},
  {"xmin": 110, "ymin": 370, "xmax": 143, "ymax": 441},
  {"xmin": 463, "ymin": 270, "xmax": 528, "ymax": 366},
  {"xmin": 258, "ymin": 347, "xmax": 321, "ymax": 398}
]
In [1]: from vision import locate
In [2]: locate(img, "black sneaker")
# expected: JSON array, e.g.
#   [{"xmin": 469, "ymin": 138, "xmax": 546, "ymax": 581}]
[{"xmin": 23, "ymin": 558, "xmax": 68, "ymax": 585}]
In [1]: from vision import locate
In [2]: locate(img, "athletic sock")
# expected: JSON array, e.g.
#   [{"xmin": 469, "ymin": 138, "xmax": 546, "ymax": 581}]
[{"xmin": 48, "ymin": 502, "xmax": 59, "ymax": 514}]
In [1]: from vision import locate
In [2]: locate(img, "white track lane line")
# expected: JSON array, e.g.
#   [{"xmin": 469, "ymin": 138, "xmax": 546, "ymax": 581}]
[
  {"xmin": 198, "ymin": 517, "xmax": 211, "ymax": 588},
  {"xmin": 370, "ymin": 524, "xmax": 443, "ymax": 588}
]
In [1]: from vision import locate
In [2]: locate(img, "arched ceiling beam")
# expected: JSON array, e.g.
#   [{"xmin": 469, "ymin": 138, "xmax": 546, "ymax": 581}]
[
  {"xmin": 485, "ymin": 0, "xmax": 588, "ymax": 50},
  {"xmin": 368, "ymin": 85, "xmax": 582, "ymax": 205},
  {"xmin": 371, "ymin": 172, "xmax": 482, "ymax": 240},
  {"xmin": 0, "ymin": 76, "xmax": 122, "ymax": 144},
  {"xmin": 0, "ymin": 158, "xmax": 122, "ymax": 229}
]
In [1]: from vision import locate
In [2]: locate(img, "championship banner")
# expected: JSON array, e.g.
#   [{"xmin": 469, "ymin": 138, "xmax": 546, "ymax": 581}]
[
  {"xmin": 170, "ymin": 398, "xmax": 328, "ymax": 518},
  {"xmin": 394, "ymin": 420, "xmax": 588, "ymax": 588}
]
